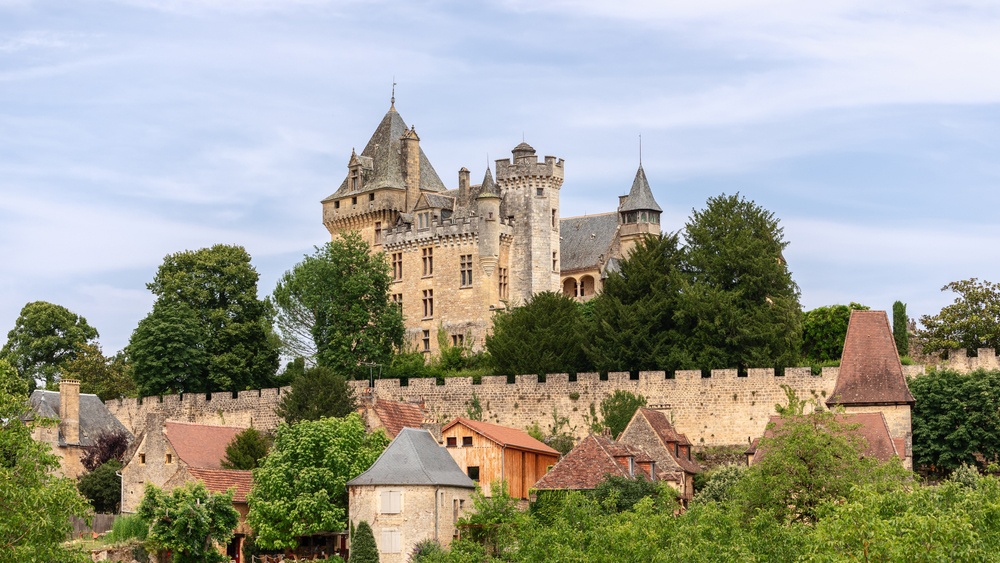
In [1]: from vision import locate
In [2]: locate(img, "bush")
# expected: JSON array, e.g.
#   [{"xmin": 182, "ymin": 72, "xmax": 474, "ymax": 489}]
[
  {"xmin": 349, "ymin": 520, "xmax": 379, "ymax": 563},
  {"xmin": 104, "ymin": 513, "xmax": 148, "ymax": 544},
  {"xmin": 409, "ymin": 538, "xmax": 445, "ymax": 562},
  {"xmin": 78, "ymin": 459, "xmax": 122, "ymax": 513},
  {"xmin": 695, "ymin": 464, "xmax": 746, "ymax": 504}
]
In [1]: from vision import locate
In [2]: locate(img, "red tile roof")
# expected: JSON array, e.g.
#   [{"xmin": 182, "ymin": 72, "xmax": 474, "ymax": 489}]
[
  {"xmin": 164, "ymin": 421, "xmax": 245, "ymax": 469},
  {"xmin": 630, "ymin": 408, "xmax": 701, "ymax": 474},
  {"xmin": 372, "ymin": 399, "xmax": 425, "ymax": 438},
  {"xmin": 827, "ymin": 310, "xmax": 915, "ymax": 406},
  {"xmin": 748, "ymin": 413, "xmax": 900, "ymax": 464},
  {"xmin": 442, "ymin": 417, "xmax": 559, "ymax": 456},
  {"xmin": 534, "ymin": 434, "xmax": 649, "ymax": 490},
  {"xmin": 186, "ymin": 468, "xmax": 253, "ymax": 503}
]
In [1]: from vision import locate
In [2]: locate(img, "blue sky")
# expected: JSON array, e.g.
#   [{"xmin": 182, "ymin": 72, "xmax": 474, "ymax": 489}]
[{"xmin": 2, "ymin": 0, "xmax": 999, "ymax": 355}]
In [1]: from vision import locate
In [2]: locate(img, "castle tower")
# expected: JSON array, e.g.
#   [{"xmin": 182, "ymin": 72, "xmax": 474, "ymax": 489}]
[
  {"xmin": 827, "ymin": 310, "xmax": 916, "ymax": 469},
  {"xmin": 617, "ymin": 164, "xmax": 662, "ymax": 257},
  {"xmin": 495, "ymin": 142, "xmax": 564, "ymax": 304},
  {"xmin": 476, "ymin": 168, "xmax": 501, "ymax": 281}
]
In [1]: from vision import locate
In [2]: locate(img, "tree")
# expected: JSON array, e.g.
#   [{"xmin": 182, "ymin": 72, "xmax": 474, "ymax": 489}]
[
  {"xmin": 221, "ymin": 427, "xmax": 272, "ymax": 471},
  {"xmin": 800, "ymin": 303, "xmax": 869, "ymax": 363},
  {"xmin": 599, "ymin": 390, "xmax": 646, "ymax": 439},
  {"xmin": 893, "ymin": 301, "xmax": 909, "ymax": 356},
  {"xmin": 0, "ymin": 358, "xmax": 91, "ymax": 563},
  {"xmin": 137, "ymin": 481, "xmax": 239, "ymax": 563},
  {"xmin": 456, "ymin": 480, "xmax": 526, "ymax": 559},
  {"xmin": 77, "ymin": 459, "xmax": 122, "ymax": 513},
  {"xmin": 586, "ymin": 233, "xmax": 693, "ymax": 372},
  {"xmin": 486, "ymin": 291, "xmax": 591, "ymax": 376},
  {"xmin": 1, "ymin": 301, "xmax": 99, "ymax": 389},
  {"xmin": 681, "ymin": 194, "xmax": 803, "ymax": 369},
  {"xmin": 349, "ymin": 520, "xmax": 379, "ymax": 563},
  {"xmin": 918, "ymin": 278, "xmax": 1000, "ymax": 354},
  {"xmin": 139, "ymin": 244, "xmax": 279, "ymax": 392},
  {"xmin": 63, "ymin": 343, "xmax": 136, "ymax": 401},
  {"xmin": 273, "ymin": 232, "xmax": 403, "ymax": 379},
  {"xmin": 590, "ymin": 474, "xmax": 666, "ymax": 514},
  {"xmin": 694, "ymin": 464, "xmax": 747, "ymax": 504},
  {"xmin": 129, "ymin": 300, "xmax": 210, "ymax": 395},
  {"xmin": 246, "ymin": 413, "xmax": 389, "ymax": 549},
  {"xmin": 80, "ymin": 429, "xmax": 130, "ymax": 472},
  {"xmin": 275, "ymin": 365, "xmax": 357, "ymax": 424}
]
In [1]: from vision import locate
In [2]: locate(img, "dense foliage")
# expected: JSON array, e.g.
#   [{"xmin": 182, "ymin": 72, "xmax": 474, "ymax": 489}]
[
  {"xmin": 892, "ymin": 300, "xmax": 909, "ymax": 356},
  {"xmin": 800, "ymin": 303, "xmax": 868, "ymax": 364},
  {"xmin": 77, "ymin": 459, "xmax": 122, "ymax": 513},
  {"xmin": 273, "ymin": 232, "xmax": 403, "ymax": 379},
  {"xmin": 919, "ymin": 278, "xmax": 1000, "ymax": 353},
  {"xmin": 1, "ymin": 301, "xmax": 99, "ymax": 390},
  {"xmin": 598, "ymin": 390, "xmax": 646, "ymax": 438},
  {"xmin": 486, "ymin": 291, "xmax": 591, "ymax": 376},
  {"xmin": 137, "ymin": 481, "xmax": 239, "ymax": 563},
  {"xmin": 246, "ymin": 413, "xmax": 389, "ymax": 549},
  {"xmin": 132, "ymin": 244, "xmax": 279, "ymax": 394},
  {"xmin": 349, "ymin": 520, "xmax": 379, "ymax": 563},
  {"xmin": 275, "ymin": 365, "xmax": 357, "ymax": 424},
  {"xmin": 221, "ymin": 427, "xmax": 272, "ymax": 471},
  {"xmin": 80, "ymin": 429, "xmax": 130, "ymax": 472},
  {"xmin": 62, "ymin": 343, "xmax": 135, "ymax": 400}
]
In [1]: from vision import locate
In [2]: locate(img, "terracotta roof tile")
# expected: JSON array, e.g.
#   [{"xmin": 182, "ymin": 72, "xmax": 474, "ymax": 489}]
[
  {"xmin": 827, "ymin": 310, "xmax": 915, "ymax": 406},
  {"xmin": 372, "ymin": 399, "xmax": 426, "ymax": 438},
  {"xmin": 750, "ymin": 413, "xmax": 900, "ymax": 464},
  {"xmin": 627, "ymin": 408, "xmax": 701, "ymax": 474},
  {"xmin": 534, "ymin": 434, "xmax": 641, "ymax": 490},
  {"xmin": 442, "ymin": 418, "xmax": 559, "ymax": 456},
  {"xmin": 164, "ymin": 421, "xmax": 245, "ymax": 469},
  {"xmin": 186, "ymin": 468, "xmax": 253, "ymax": 503}
]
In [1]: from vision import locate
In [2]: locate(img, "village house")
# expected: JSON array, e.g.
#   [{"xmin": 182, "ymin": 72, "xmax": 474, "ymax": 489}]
[
  {"xmin": 745, "ymin": 412, "xmax": 904, "ymax": 466},
  {"xmin": 618, "ymin": 407, "xmax": 702, "ymax": 504},
  {"xmin": 532, "ymin": 432, "xmax": 655, "ymax": 493},
  {"xmin": 348, "ymin": 428, "xmax": 475, "ymax": 562},
  {"xmin": 441, "ymin": 417, "xmax": 560, "ymax": 499}
]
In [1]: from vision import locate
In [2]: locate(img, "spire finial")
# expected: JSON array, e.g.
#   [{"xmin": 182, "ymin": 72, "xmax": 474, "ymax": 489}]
[
  {"xmin": 390, "ymin": 77, "xmax": 396, "ymax": 110},
  {"xmin": 639, "ymin": 133, "xmax": 642, "ymax": 166}
]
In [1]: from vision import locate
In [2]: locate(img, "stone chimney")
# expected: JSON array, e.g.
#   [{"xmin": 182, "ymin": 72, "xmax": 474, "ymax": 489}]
[
  {"xmin": 458, "ymin": 167, "xmax": 470, "ymax": 207},
  {"xmin": 401, "ymin": 126, "xmax": 421, "ymax": 212},
  {"xmin": 60, "ymin": 379, "xmax": 80, "ymax": 445}
]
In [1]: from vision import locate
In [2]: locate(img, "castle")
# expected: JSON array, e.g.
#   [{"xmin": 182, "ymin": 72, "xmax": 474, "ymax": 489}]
[{"xmin": 320, "ymin": 98, "xmax": 661, "ymax": 354}]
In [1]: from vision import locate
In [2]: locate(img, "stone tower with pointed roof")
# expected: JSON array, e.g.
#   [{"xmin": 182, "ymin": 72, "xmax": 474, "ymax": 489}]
[{"xmin": 826, "ymin": 310, "xmax": 916, "ymax": 469}]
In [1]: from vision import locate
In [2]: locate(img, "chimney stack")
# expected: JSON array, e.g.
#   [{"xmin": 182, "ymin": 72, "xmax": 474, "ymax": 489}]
[{"xmin": 60, "ymin": 379, "xmax": 80, "ymax": 445}]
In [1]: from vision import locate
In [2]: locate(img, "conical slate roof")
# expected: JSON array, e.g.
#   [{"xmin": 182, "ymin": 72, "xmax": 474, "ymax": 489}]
[
  {"xmin": 827, "ymin": 310, "xmax": 915, "ymax": 406},
  {"xmin": 619, "ymin": 165, "xmax": 662, "ymax": 213},
  {"xmin": 347, "ymin": 428, "xmax": 475, "ymax": 488},
  {"xmin": 476, "ymin": 168, "xmax": 499, "ymax": 199},
  {"xmin": 324, "ymin": 106, "xmax": 446, "ymax": 201}
]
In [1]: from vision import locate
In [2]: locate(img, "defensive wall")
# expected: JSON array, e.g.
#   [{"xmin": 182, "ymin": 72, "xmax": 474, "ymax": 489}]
[{"xmin": 108, "ymin": 363, "xmax": 927, "ymax": 448}]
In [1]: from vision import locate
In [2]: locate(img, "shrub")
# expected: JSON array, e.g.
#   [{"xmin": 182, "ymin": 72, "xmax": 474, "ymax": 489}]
[
  {"xmin": 105, "ymin": 513, "xmax": 148, "ymax": 544},
  {"xmin": 349, "ymin": 520, "xmax": 379, "ymax": 563}
]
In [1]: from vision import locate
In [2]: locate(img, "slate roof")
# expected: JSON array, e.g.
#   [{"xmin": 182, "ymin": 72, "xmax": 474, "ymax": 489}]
[
  {"xmin": 186, "ymin": 468, "xmax": 253, "ymax": 503},
  {"xmin": 323, "ymin": 106, "xmax": 446, "ymax": 201},
  {"xmin": 827, "ymin": 310, "xmax": 915, "ymax": 406},
  {"xmin": 533, "ymin": 434, "xmax": 649, "ymax": 490},
  {"xmin": 29, "ymin": 390, "xmax": 132, "ymax": 446},
  {"xmin": 164, "ymin": 421, "xmax": 244, "ymax": 470},
  {"xmin": 421, "ymin": 193, "xmax": 455, "ymax": 211},
  {"xmin": 748, "ymin": 413, "xmax": 900, "ymax": 464},
  {"xmin": 619, "ymin": 165, "xmax": 662, "ymax": 213},
  {"xmin": 630, "ymin": 408, "xmax": 701, "ymax": 474},
  {"xmin": 476, "ymin": 168, "xmax": 500, "ymax": 199},
  {"xmin": 559, "ymin": 213, "xmax": 619, "ymax": 272},
  {"xmin": 347, "ymin": 428, "xmax": 475, "ymax": 488},
  {"xmin": 371, "ymin": 399, "xmax": 426, "ymax": 439},
  {"xmin": 442, "ymin": 417, "xmax": 560, "ymax": 456}
]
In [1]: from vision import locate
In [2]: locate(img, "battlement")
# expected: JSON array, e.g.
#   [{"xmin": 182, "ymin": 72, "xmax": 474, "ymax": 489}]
[
  {"xmin": 495, "ymin": 154, "xmax": 565, "ymax": 180},
  {"xmin": 928, "ymin": 348, "xmax": 1000, "ymax": 373},
  {"xmin": 383, "ymin": 215, "xmax": 513, "ymax": 247}
]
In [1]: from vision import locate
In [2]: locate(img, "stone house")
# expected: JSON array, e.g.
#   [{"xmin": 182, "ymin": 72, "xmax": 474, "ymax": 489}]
[
  {"xmin": 441, "ymin": 417, "xmax": 560, "ymax": 499},
  {"xmin": 27, "ymin": 379, "xmax": 132, "ymax": 478},
  {"xmin": 348, "ymin": 428, "xmax": 475, "ymax": 562},
  {"xmin": 618, "ymin": 407, "xmax": 701, "ymax": 504},
  {"xmin": 826, "ymin": 310, "xmax": 915, "ymax": 469},
  {"xmin": 745, "ymin": 412, "xmax": 903, "ymax": 466},
  {"xmin": 532, "ymin": 433, "xmax": 655, "ymax": 492},
  {"xmin": 320, "ymin": 98, "xmax": 663, "ymax": 354}
]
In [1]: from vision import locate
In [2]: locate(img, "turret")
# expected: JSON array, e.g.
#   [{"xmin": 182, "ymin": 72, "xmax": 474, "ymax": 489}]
[
  {"xmin": 618, "ymin": 164, "xmax": 662, "ymax": 255},
  {"xmin": 477, "ymin": 168, "xmax": 501, "ymax": 277}
]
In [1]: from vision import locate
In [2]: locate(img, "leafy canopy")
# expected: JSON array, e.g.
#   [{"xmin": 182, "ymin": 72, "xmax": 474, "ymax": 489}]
[
  {"xmin": 129, "ymin": 300, "xmax": 210, "ymax": 395},
  {"xmin": 221, "ymin": 427, "xmax": 272, "ymax": 471},
  {"xmin": 598, "ymin": 390, "xmax": 646, "ymax": 439},
  {"xmin": 1, "ymin": 301, "xmax": 99, "ymax": 390},
  {"xmin": 62, "ymin": 343, "xmax": 135, "ymax": 401},
  {"xmin": 247, "ymin": 413, "xmax": 389, "ymax": 549},
  {"xmin": 801, "ymin": 302, "xmax": 869, "ymax": 364},
  {"xmin": 137, "ymin": 481, "xmax": 239, "ymax": 563},
  {"xmin": 77, "ymin": 459, "xmax": 122, "ymax": 514},
  {"xmin": 275, "ymin": 365, "xmax": 358, "ymax": 424},
  {"xmin": 486, "ymin": 291, "xmax": 591, "ymax": 376},
  {"xmin": 918, "ymin": 278, "xmax": 1000, "ymax": 353}
]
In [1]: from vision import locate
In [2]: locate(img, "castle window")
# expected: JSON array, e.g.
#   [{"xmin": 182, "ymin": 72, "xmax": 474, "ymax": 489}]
[
  {"xmin": 418, "ymin": 211, "xmax": 431, "ymax": 229},
  {"xmin": 460, "ymin": 254, "xmax": 473, "ymax": 287},
  {"xmin": 551, "ymin": 209, "xmax": 556, "ymax": 228},
  {"xmin": 392, "ymin": 253, "xmax": 403, "ymax": 281},
  {"xmin": 498, "ymin": 267, "xmax": 509, "ymax": 300},
  {"xmin": 351, "ymin": 196, "xmax": 357, "ymax": 205},
  {"xmin": 536, "ymin": 187, "xmax": 544, "ymax": 197},
  {"xmin": 369, "ymin": 193, "xmax": 375, "ymax": 201},
  {"xmin": 422, "ymin": 330, "xmax": 431, "ymax": 352},
  {"xmin": 350, "ymin": 170, "xmax": 358, "ymax": 191},
  {"xmin": 452, "ymin": 334, "xmax": 464, "ymax": 347},
  {"xmin": 334, "ymin": 200, "xmax": 340, "ymax": 209},
  {"xmin": 422, "ymin": 289, "xmax": 433, "ymax": 319},
  {"xmin": 422, "ymin": 247, "xmax": 433, "ymax": 277},
  {"xmin": 391, "ymin": 293, "xmax": 402, "ymax": 310},
  {"xmin": 552, "ymin": 252, "xmax": 558, "ymax": 272},
  {"xmin": 375, "ymin": 222, "xmax": 382, "ymax": 245}
]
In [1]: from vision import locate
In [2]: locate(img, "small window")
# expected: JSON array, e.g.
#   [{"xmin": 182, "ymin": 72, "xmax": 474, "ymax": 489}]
[
  {"xmin": 536, "ymin": 187, "xmax": 544, "ymax": 197},
  {"xmin": 422, "ymin": 289, "xmax": 433, "ymax": 319},
  {"xmin": 422, "ymin": 330, "xmax": 431, "ymax": 352},
  {"xmin": 460, "ymin": 254, "xmax": 473, "ymax": 287},
  {"xmin": 391, "ymin": 293, "xmax": 402, "ymax": 310},
  {"xmin": 422, "ymin": 247, "xmax": 433, "ymax": 276},
  {"xmin": 369, "ymin": 193, "xmax": 375, "ymax": 201},
  {"xmin": 451, "ymin": 334, "xmax": 464, "ymax": 347},
  {"xmin": 139, "ymin": 453, "xmax": 146, "ymax": 465},
  {"xmin": 462, "ymin": 436, "xmax": 473, "ymax": 447},
  {"xmin": 551, "ymin": 209, "xmax": 557, "ymax": 228},
  {"xmin": 552, "ymin": 251, "xmax": 558, "ymax": 272},
  {"xmin": 380, "ymin": 490, "xmax": 401, "ymax": 514},
  {"xmin": 374, "ymin": 222, "xmax": 382, "ymax": 245},
  {"xmin": 334, "ymin": 200, "xmax": 340, "ymax": 209},
  {"xmin": 467, "ymin": 466, "xmax": 480, "ymax": 482},
  {"xmin": 391, "ymin": 253, "xmax": 403, "ymax": 281},
  {"xmin": 380, "ymin": 529, "xmax": 401, "ymax": 554},
  {"xmin": 165, "ymin": 453, "xmax": 172, "ymax": 464},
  {"xmin": 352, "ymin": 196, "xmax": 357, "ymax": 205},
  {"xmin": 446, "ymin": 437, "xmax": 457, "ymax": 447},
  {"xmin": 498, "ymin": 267, "xmax": 509, "ymax": 300}
]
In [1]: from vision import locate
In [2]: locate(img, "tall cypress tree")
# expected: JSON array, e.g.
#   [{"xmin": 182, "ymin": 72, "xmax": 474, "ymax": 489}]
[
  {"xmin": 350, "ymin": 520, "xmax": 379, "ymax": 563},
  {"xmin": 892, "ymin": 301, "xmax": 909, "ymax": 356}
]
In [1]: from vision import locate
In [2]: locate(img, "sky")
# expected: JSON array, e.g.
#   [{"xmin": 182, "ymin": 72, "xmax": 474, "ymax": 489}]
[{"xmin": 2, "ymin": 0, "xmax": 999, "ymax": 355}]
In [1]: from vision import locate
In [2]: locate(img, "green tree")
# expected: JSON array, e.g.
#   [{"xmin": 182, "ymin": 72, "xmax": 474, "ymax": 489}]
[
  {"xmin": 801, "ymin": 303, "xmax": 869, "ymax": 363},
  {"xmin": 918, "ymin": 278, "xmax": 1000, "ymax": 354},
  {"xmin": 63, "ymin": 343, "xmax": 136, "ymax": 401},
  {"xmin": 0, "ymin": 358, "xmax": 91, "ymax": 563},
  {"xmin": 275, "ymin": 365, "xmax": 358, "ymax": 424},
  {"xmin": 273, "ymin": 232, "xmax": 403, "ymax": 379},
  {"xmin": 486, "ymin": 291, "xmax": 591, "ymax": 376},
  {"xmin": 892, "ymin": 301, "xmax": 909, "ymax": 356},
  {"xmin": 247, "ymin": 413, "xmax": 389, "ymax": 549},
  {"xmin": 1, "ymin": 301, "xmax": 99, "ymax": 390},
  {"xmin": 137, "ymin": 481, "xmax": 239, "ymax": 563},
  {"xmin": 590, "ymin": 474, "xmax": 666, "ymax": 514},
  {"xmin": 221, "ymin": 427, "xmax": 272, "ymax": 471},
  {"xmin": 77, "ymin": 459, "xmax": 122, "ymax": 513},
  {"xmin": 681, "ymin": 193, "xmax": 803, "ymax": 369},
  {"xmin": 129, "ymin": 300, "xmax": 210, "ymax": 395},
  {"xmin": 349, "ymin": 520, "xmax": 379, "ymax": 563},
  {"xmin": 586, "ymin": 233, "xmax": 693, "ymax": 372},
  {"xmin": 598, "ymin": 390, "xmax": 646, "ymax": 439},
  {"xmin": 456, "ymin": 480, "xmax": 526, "ymax": 560},
  {"xmin": 694, "ymin": 463, "xmax": 747, "ymax": 504},
  {"xmin": 141, "ymin": 244, "xmax": 279, "ymax": 392}
]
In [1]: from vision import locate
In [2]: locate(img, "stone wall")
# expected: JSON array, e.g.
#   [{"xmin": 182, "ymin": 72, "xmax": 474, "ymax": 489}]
[
  {"xmin": 109, "ymin": 365, "xmax": 926, "ymax": 448},
  {"xmin": 924, "ymin": 348, "xmax": 1000, "ymax": 373}
]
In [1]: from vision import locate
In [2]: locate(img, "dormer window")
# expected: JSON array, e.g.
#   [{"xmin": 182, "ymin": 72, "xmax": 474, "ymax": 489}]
[
  {"xmin": 418, "ymin": 212, "xmax": 431, "ymax": 229},
  {"xmin": 350, "ymin": 167, "xmax": 361, "ymax": 191}
]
